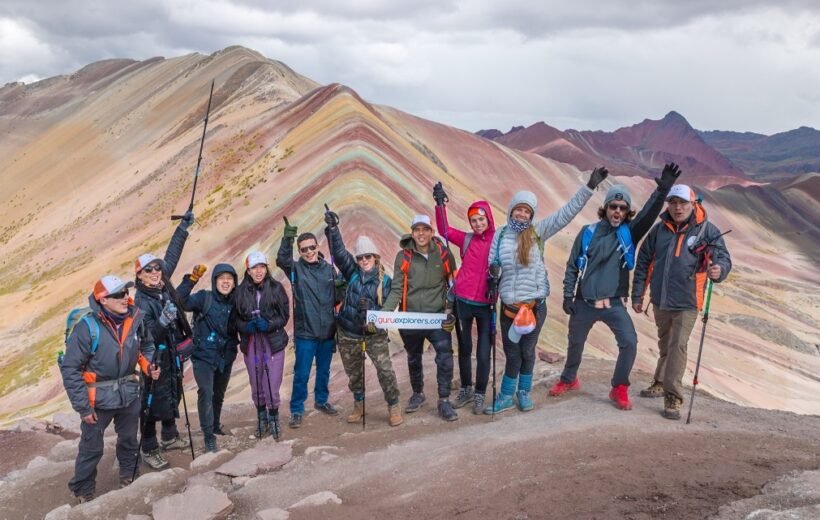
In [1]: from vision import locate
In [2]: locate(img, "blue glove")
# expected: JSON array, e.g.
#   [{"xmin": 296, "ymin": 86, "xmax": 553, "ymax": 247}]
[
  {"xmin": 254, "ymin": 317, "xmax": 270, "ymax": 332},
  {"xmin": 179, "ymin": 211, "xmax": 195, "ymax": 231},
  {"xmin": 243, "ymin": 320, "xmax": 258, "ymax": 334}
]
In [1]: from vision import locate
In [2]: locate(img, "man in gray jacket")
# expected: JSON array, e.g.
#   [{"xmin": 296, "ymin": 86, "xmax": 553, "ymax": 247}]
[
  {"xmin": 60, "ymin": 275, "xmax": 160, "ymax": 503},
  {"xmin": 550, "ymin": 164, "xmax": 681, "ymax": 411}
]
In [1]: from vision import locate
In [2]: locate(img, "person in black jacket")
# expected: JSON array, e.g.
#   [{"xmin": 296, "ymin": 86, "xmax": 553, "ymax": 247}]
[
  {"xmin": 277, "ymin": 218, "xmax": 340, "ymax": 429},
  {"xmin": 133, "ymin": 213, "xmax": 193, "ymax": 469},
  {"xmin": 177, "ymin": 263, "xmax": 240, "ymax": 451},
  {"xmin": 235, "ymin": 251, "xmax": 290, "ymax": 439}
]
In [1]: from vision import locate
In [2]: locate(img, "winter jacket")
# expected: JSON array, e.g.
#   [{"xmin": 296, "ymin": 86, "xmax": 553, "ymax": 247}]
[
  {"xmin": 435, "ymin": 200, "xmax": 496, "ymax": 304},
  {"xmin": 381, "ymin": 235, "xmax": 456, "ymax": 314},
  {"xmin": 234, "ymin": 272, "xmax": 290, "ymax": 355},
  {"xmin": 631, "ymin": 205, "xmax": 731, "ymax": 311},
  {"xmin": 490, "ymin": 185, "xmax": 593, "ymax": 304},
  {"xmin": 276, "ymin": 237, "xmax": 337, "ymax": 340},
  {"xmin": 177, "ymin": 263, "xmax": 240, "ymax": 371},
  {"xmin": 326, "ymin": 226, "xmax": 393, "ymax": 338},
  {"xmin": 134, "ymin": 224, "xmax": 190, "ymax": 420},
  {"xmin": 563, "ymin": 186, "xmax": 669, "ymax": 301},
  {"xmin": 61, "ymin": 296, "xmax": 154, "ymax": 418}
]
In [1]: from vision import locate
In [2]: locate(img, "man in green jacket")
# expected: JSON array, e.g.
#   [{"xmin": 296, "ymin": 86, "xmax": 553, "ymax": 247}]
[{"xmin": 381, "ymin": 215, "xmax": 459, "ymax": 421}]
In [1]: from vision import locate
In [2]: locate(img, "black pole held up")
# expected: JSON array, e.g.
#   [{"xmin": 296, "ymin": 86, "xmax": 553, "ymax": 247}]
[{"xmin": 172, "ymin": 79, "xmax": 215, "ymax": 220}]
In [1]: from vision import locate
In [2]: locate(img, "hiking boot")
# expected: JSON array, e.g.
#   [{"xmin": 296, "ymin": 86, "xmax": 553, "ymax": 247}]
[
  {"xmin": 517, "ymin": 389, "xmax": 534, "ymax": 412},
  {"xmin": 288, "ymin": 414, "xmax": 303, "ymax": 429},
  {"xmin": 204, "ymin": 435, "xmax": 218, "ymax": 453},
  {"xmin": 548, "ymin": 378, "xmax": 580, "ymax": 397},
  {"xmin": 119, "ymin": 472, "xmax": 137, "ymax": 488},
  {"xmin": 663, "ymin": 393, "xmax": 683, "ymax": 420},
  {"xmin": 213, "ymin": 424, "xmax": 228, "ymax": 436},
  {"xmin": 347, "ymin": 400, "xmax": 364, "ymax": 423},
  {"xmin": 484, "ymin": 392, "xmax": 515, "ymax": 414},
  {"xmin": 76, "ymin": 492, "xmax": 95, "ymax": 504},
  {"xmin": 161, "ymin": 435, "xmax": 191, "ymax": 451},
  {"xmin": 639, "ymin": 380, "xmax": 665, "ymax": 398},
  {"xmin": 270, "ymin": 409, "xmax": 282, "ymax": 440},
  {"xmin": 256, "ymin": 409, "xmax": 270, "ymax": 439},
  {"xmin": 405, "ymin": 392, "xmax": 426, "ymax": 413},
  {"xmin": 609, "ymin": 385, "xmax": 633, "ymax": 411},
  {"xmin": 315, "ymin": 402, "xmax": 339, "ymax": 416},
  {"xmin": 141, "ymin": 449, "xmax": 169, "ymax": 470},
  {"xmin": 388, "ymin": 404, "xmax": 403, "ymax": 427},
  {"xmin": 472, "ymin": 393, "xmax": 485, "ymax": 415},
  {"xmin": 438, "ymin": 399, "xmax": 459, "ymax": 422},
  {"xmin": 452, "ymin": 386, "xmax": 475, "ymax": 409}
]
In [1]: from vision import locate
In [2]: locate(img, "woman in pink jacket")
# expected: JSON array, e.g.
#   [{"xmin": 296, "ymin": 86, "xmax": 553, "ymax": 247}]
[{"xmin": 433, "ymin": 182, "xmax": 496, "ymax": 415}]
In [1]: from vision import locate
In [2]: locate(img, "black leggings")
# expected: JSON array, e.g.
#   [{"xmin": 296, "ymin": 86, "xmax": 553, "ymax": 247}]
[
  {"xmin": 500, "ymin": 301, "xmax": 547, "ymax": 378},
  {"xmin": 455, "ymin": 299, "xmax": 493, "ymax": 394}
]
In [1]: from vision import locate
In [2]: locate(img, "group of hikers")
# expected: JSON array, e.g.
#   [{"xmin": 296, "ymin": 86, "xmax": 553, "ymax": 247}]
[{"xmin": 59, "ymin": 163, "xmax": 731, "ymax": 503}]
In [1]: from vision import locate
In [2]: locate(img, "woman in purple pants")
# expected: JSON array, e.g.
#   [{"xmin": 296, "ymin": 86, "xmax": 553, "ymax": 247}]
[{"xmin": 234, "ymin": 251, "xmax": 290, "ymax": 439}]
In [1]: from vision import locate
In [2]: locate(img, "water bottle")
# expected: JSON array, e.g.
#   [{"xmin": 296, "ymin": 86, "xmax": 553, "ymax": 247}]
[{"xmin": 207, "ymin": 332, "xmax": 216, "ymax": 343}]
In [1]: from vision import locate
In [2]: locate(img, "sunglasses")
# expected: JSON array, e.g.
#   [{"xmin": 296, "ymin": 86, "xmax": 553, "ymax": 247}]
[
  {"xmin": 107, "ymin": 291, "xmax": 129, "ymax": 300},
  {"xmin": 608, "ymin": 203, "xmax": 629, "ymax": 212},
  {"xmin": 141, "ymin": 264, "xmax": 162, "ymax": 273},
  {"xmin": 356, "ymin": 254, "xmax": 374, "ymax": 261},
  {"xmin": 299, "ymin": 245, "xmax": 317, "ymax": 253}
]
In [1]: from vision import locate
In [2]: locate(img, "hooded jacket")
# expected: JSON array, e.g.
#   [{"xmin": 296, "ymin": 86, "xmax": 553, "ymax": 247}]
[
  {"xmin": 380, "ymin": 234, "xmax": 456, "ymax": 314},
  {"xmin": 276, "ymin": 237, "xmax": 337, "ymax": 340},
  {"xmin": 435, "ymin": 200, "xmax": 496, "ymax": 304},
  {"xmin": 177, "ymin": 263, "xmax": 240, "ymax": 371},
  {"xmin": 563, "ymin": 186, "xmax": 669, "ymax": 301},
  {"xmin": 326, "ymin": 226, "xmax": 393, "ymax": 338},
  {"xmin": 61, "ymin": 296, "xmax": 154, "ymax": 418},
  {"xmin": 631, "ymin": 205, "xmax": 731, "ymax": 311},
  {"xmin": 490, "ymin": 185, "xmax": 593, "ymax": 304}
]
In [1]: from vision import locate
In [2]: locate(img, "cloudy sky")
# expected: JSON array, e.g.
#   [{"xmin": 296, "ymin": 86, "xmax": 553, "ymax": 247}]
[{"xmin": 1, "ymin": 1, "xmax": 819, "ymax": 134}]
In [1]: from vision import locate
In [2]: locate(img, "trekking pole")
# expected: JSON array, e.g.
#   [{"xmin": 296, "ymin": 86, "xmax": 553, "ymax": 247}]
[
  {"xmin": 261, "ymin": 343, "xmax": 279, "ymax": 441},
  {"xmin": 358, "ymin": 298, "xmax": 369, "ymax": 431},
  {"xmin": 686, "ymin": 280, "xmax": 713, "ymax": 424},
  {"xmin": 172, "ymin": 345, "xmax": 196, "ymax": 460},
  {"xmin": 434, "ymin": 182, "xmax": 466, "ymax": 374},
  {"xmin": 133, "ymin": 344, "xmax": 165, "ymax": 481},
  {"xmin": 490, "ymin": 302, "xmax": 497, "ymax": 421},
  {"xmin": 172, "ymin": 79, "xmax": 215, "ymax": 220},
  {"xmin": 251, "ymin": 311, "xmax": 265, "ymax": 439}
]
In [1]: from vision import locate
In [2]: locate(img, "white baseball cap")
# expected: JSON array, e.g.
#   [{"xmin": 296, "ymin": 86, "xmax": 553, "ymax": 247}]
[
  {"xmin": 245, "ymin": 251, "xmax": 268, "ymax": 268},
  {"xmin": 666, "ymin": 184, "xmax": 695, "ymax": 202},
  {"xmin": 93, "ymin": 275, "xmax": 134, "ymax": 300},
  {"xmin": 411, "ymin": 215, "xmax": 433, "ymax": 230},
  {"xmin": 134, "ymin": 253, "xmax": 162, "ymax": 273}
]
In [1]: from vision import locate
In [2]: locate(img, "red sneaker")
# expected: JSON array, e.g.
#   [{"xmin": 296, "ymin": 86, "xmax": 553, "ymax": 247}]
[
  {"xmin": 609, "ymin": 385, "xmax": 633, "ymax": 410},
  {"xmin": 548, "ymin": 378, "xmax": 581, "ymax": 397}
]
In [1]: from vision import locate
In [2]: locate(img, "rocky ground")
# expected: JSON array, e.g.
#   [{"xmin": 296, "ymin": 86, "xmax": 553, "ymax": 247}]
[{"xmin": 1, "ymin": 354, "xmax": 818, "ymax": 520}]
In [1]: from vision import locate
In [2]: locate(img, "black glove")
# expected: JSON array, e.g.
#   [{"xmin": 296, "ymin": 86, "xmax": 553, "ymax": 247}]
[
  {"xmin": 324, "ymin": 210, "xmax": 339, "ymax": 228},
  {"xmin": 283, "ymin": 217, "xmax": 298, "ymax": 240},
  {"xmin": 486, "ymin": 263, "xmax": 501, "ymax": 301},
  {"xmin": 159, "ymin": 301, "xmax": 178, "ymax": 327},
  {"xmin": 432, "ymin": 182, "xmax": 448, "ymax": 206},
  {"xmin": 656, "ymin": 163, "xmax": 682, "ymax": 191},
  {"xmin": 179, "ymin": 211, "xmax": 195, "ymax": 230},
  {"xmin": 586, "ymin": 167, "xmax": 609, "ymax": 190},
  {"xmin": 562, "ymin": 297, "xmax": 575, "ymax": 316}
]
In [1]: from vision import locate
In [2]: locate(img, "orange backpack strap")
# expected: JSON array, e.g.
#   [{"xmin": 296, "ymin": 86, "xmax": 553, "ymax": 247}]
[
  {"xmin": 83, "ymin": 371, "xmax": 97, "ymax": 408},
  {"xmin": 400, "ymin": 249, "xmax": 412, "ymax": 312}
]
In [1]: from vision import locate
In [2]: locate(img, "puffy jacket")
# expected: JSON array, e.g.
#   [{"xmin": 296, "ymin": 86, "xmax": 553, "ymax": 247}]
[
  {"xmin": 563, "ymin": 186, "xmax": 669, "ymax": 300},
  {"xmin": 276, "ymin": 237, "xmax": 337, "ymax": 340},
  {"xmin": 381, "ymin": 235, "xmax": 456, "ymax": 314},
  {"xmin": 234, "ymin": 271, "xmax": 291, "ymax": 354},
  {"xmin": 632, "ymin": 205, "xmax": 731, "ymax": 311},
  {"xmin": 177, "ymin": 263, "xmax": 240, "ymax": 371},
  {"xmin": 326, "ymin": 226, "xmax": 393, "ymax": 338},
  {"xmin": 490, "ymin": 185, "xmax": 593, "ymax": 304},
  {"xmin": 435, "ymin": 200, "xmax": 496, "ymax": 304},
  {"xmin": 61, "ymin": 296, "xmax": 154, "ymax": 418},
  {"xmin": 134, "ymin": 224, "xmax": 190, "ymax": 421}
]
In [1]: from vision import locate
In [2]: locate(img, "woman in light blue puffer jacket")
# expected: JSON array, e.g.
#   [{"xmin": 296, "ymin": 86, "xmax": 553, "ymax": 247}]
[{"xmin": 485, "ymin": 167, "xmax": 608, "ymax": 414}]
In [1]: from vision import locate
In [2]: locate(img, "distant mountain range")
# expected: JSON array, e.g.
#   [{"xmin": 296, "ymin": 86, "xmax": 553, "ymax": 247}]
[{"xmin": 478, "ymin": 112, "xmax": 820, "ymax": 186}]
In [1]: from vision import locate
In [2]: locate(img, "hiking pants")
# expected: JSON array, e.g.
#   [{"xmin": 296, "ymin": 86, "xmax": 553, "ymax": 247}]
[
  {"xmin": 290, "ymin": 337, "xmax": 335, "ymax": 415},
  {"xmin": 653, "ymin": 308, "xmax": 699, "ymax": 401},
  {"xmin": 244, "ymin": 338, "xmax": 285, "ymax": 411},
  {"xmin": 455, "ymin": 299, "xmax": 493, "ymax": 394},
  {"xmin": 560, "ymin": 298, "xmax": 638, "ymax": 387},
  {"xmin": 141, "ymin": 416, "xmax": 180, "ymax": 452},
  {"xmin": 337, "ymin": 328, "xmax": 400, "ymax": 406},
  {"xmin": 500, "ymin": 301, "xmax": 547, "ymax": 379},
  {"xmin": 399, "ymin": 328, "xmax": 453, "ymax": 399},
  {"xmin": 68, "ymin": 397, "xmax": 140, "ymax": 497},
  {"xmin": 193, "ymin": 359, "xmax": 232, "ymax": 437}
]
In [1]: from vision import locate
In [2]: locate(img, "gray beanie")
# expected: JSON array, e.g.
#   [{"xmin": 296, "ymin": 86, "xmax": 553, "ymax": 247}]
[
  {"xmin": 354, "ymin": 236, "xmax": 379, "ymax": 257},
  {"xmin": 604, "ymin": 185, "xmax": 632, "ymax": 208}
]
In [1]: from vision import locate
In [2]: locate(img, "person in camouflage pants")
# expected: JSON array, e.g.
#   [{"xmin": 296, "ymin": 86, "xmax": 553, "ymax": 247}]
[{"xmin": 324, "ymin": 212, "xmax": 403, "ymax": 427}]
